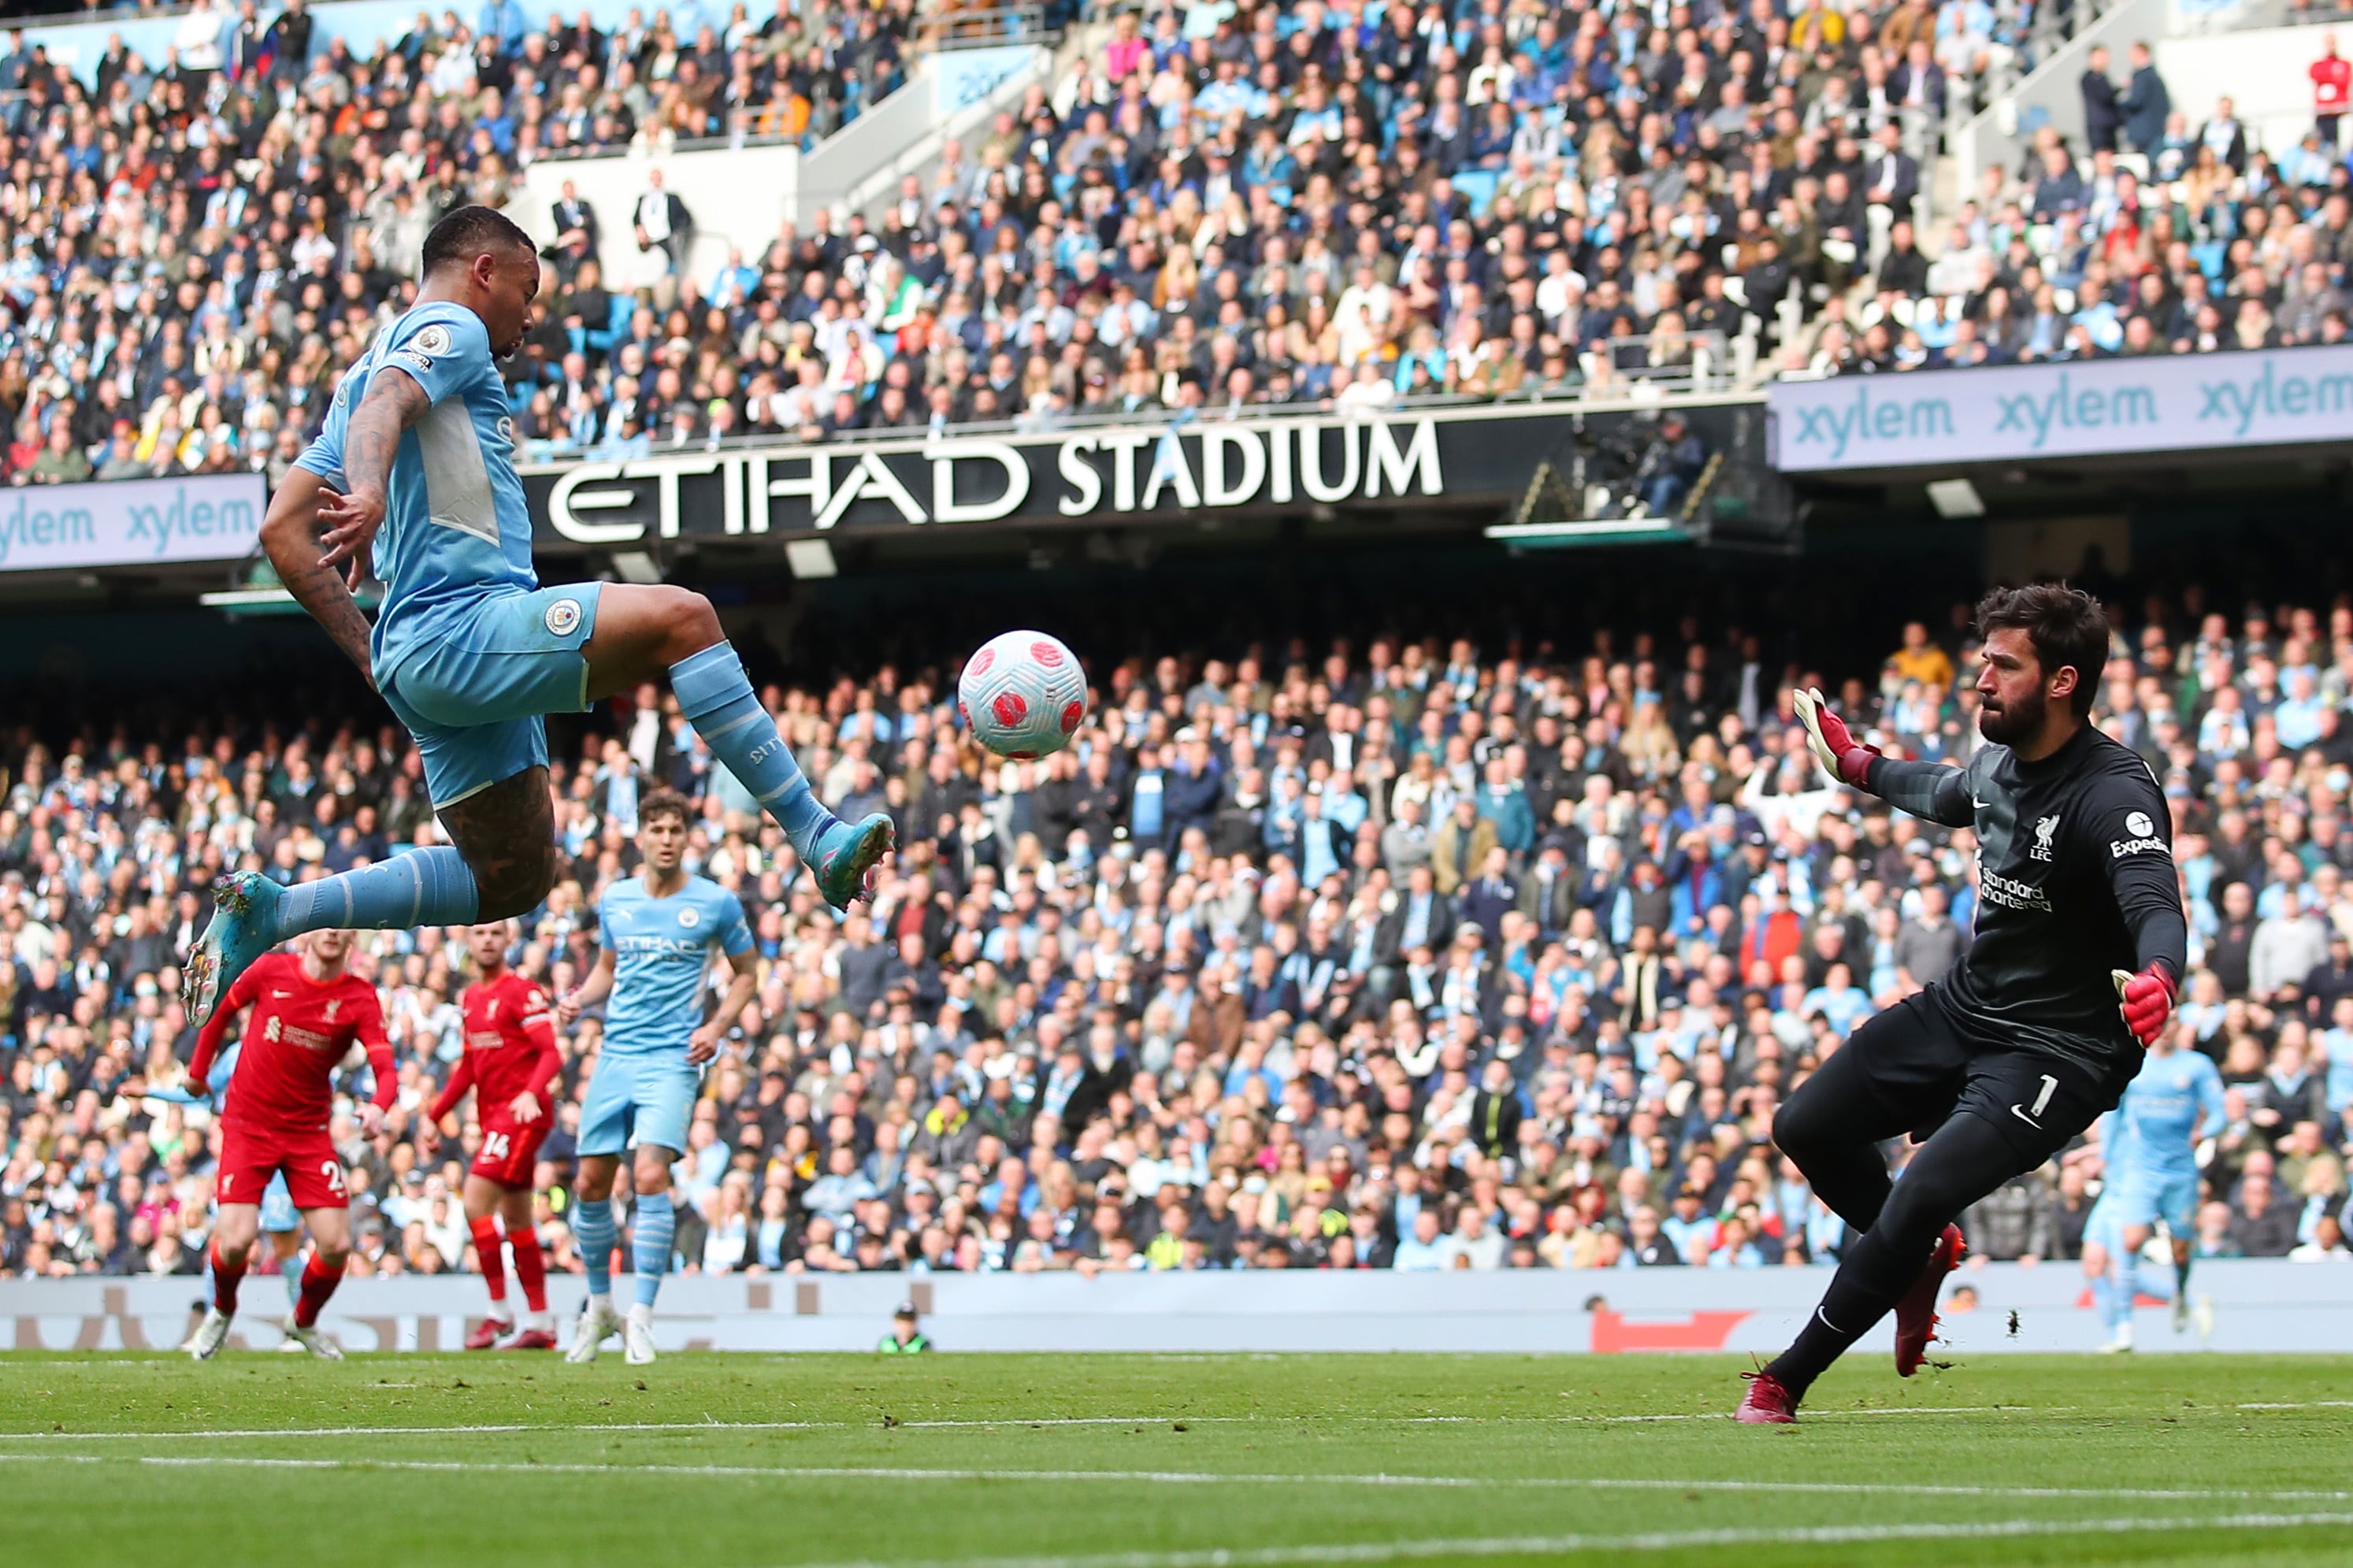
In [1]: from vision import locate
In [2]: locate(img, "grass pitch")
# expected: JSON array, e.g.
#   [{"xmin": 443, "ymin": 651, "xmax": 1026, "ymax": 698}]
[{"xmin": 1, "ymin": 1352, "xmax": 2350, "ymax": 1566}]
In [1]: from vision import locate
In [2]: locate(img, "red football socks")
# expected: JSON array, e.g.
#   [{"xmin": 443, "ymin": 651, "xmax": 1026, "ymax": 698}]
[
  {"xmin": 470, "ymin": 1215, "xmax": 507, "ymax": 1308},
  {"xmin": 209, "ymin": 1240, "xmax": 247, "ymax": 1316},
  {"xmin": 292, "ymin": 1252, "xmax": 342, "ymax": 1328},
  {"xmin": 508, "ymin": 1220, "xmax": 548, "ymax": 1314}
]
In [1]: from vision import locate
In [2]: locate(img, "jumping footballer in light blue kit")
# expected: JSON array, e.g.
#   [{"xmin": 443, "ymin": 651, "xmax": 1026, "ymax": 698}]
[
  {"xmin": 558, "ymin": 790, "xmax": 759, "ymax": 1366},
  {"xmin": 2088, "ymin": 1030, "xmax": 2226, "ymax": 1350},
  {"xmin": 180, "ymin": 205, "xmax": 889, "ymax": 1032}
]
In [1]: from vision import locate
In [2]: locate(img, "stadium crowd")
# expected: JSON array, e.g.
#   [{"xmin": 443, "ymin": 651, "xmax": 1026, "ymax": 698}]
[
  {"xmin": 5, "ymin": 587, "xmax": 2353, "ymax": 1284},
  {"xmin": 7, "ymin": 0, "xmax": 2353, "ymax": 484}
]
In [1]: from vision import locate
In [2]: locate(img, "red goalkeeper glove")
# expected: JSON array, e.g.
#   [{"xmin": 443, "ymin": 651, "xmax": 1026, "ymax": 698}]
[
  {"xmin": 1792, "ymin": 686, "xmax": 1880, "ymax": 788},
  {"xmin": 2110, "ymin": 964, "xmax": 2177, "ymax": 1048}
]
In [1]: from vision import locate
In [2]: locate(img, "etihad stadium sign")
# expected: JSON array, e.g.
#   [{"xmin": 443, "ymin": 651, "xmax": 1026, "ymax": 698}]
[
  {"xmin": 520, "ymin": 402, "xmax": 1756, "ymax": 545},
  {"xmin": 536, "ymin": 417, "xmax": 1441, "ymax": 541}
]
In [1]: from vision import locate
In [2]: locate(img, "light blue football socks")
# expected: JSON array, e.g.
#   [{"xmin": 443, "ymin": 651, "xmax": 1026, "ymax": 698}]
[
  {"xmin": 573, "ymin": 1197, "xmax": 616, "ymax": 1298},
  {"xmin": 668, "ymin": 643, "xmax": 836, "ymax": 854},
  {"xmin": 271, "ymin": 847, "xmax": 481, "ymax": 939},
  {"xmin": 632, "ymin": 1190, "xmax": 674, "ymax": 1309}
]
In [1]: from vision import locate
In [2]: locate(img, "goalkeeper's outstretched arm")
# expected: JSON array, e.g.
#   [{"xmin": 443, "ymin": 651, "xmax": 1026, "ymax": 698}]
[
  {"xmin": 1861, "ymin": 756, "xmax": 1977, "ymax": 828},
  {"xmin": 1792, "ymin": 686, "xmax": 1975, "ymax": 827}
]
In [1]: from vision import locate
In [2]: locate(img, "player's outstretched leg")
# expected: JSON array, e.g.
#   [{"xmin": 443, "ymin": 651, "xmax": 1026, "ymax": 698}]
[
  {"xmin": 668, "ymin": 644, "xmax": 893, "ymax": 907},
  {"xmin": 187, "ymin": 769, "xmax": 562, "ymax": 1029},
  {"xmin": 1740, "ymin": 1112, "xmax": 2021, "ymax": 1422},
  {"xmin": 585, "ymin": 588, "xmax": 893, "ymax": 910},
  {"xmin": 183, "ymin": 848, "xmax": 481, "ymax": 1026}
]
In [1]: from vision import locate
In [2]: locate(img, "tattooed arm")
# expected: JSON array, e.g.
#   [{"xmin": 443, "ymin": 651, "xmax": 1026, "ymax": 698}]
[
  {"xmin": 317, "ymin": 365, "xmax": 430, "ymax": 573},
  {"xmin": 259, "ymin": 466, "xmax": 377, "ymax": 688}
]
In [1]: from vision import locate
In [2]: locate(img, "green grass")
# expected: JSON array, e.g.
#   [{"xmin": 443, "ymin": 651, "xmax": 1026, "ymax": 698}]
[{"xmin": 2, "ymin": 1352, "xmax": 2351, "ymax": 1567}]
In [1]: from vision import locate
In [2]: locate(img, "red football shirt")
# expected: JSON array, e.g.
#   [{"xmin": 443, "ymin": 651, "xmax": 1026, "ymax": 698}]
[
  {"xmin": 431, "ymin": 969, "xmax": 562, "ymax": 1121},
  {"xmin": 191, "ymin": 951, "xmax": 393, "ymax": 1132},
  {"xmin": 2316, "ymin": 56, "xmax": 2350, "ymax": 115}
]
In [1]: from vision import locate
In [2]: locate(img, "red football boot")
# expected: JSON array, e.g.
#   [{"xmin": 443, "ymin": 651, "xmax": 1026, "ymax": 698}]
[
  {"xmin": 499, "ymin": 1329, "xmax": 559, "ymax": 1351},
  {"xmin": 464, "ymin": 1316, "xmax": 514, "ymax": 1351},
  {"xmin": 1735, "ymin": 1370, "xmax": 1798, "ymax": 1425},
  {"xmin": 1894, "ymin": 1223, "xmax": 1966, "ymax": 1377}
]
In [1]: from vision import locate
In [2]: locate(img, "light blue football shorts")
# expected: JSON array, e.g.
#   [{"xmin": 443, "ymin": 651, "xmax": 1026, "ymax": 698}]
[
  {"xmin": 2108, "ymin": 1169, "xmax": 2200, "ymax": 1235},
  {"xmin": 576, "ymin": 1052, "xmax": 698, "ymax": 1158},
  {"xmin": 377, "ymin": 583, "xmax": 603, "ymax": 807}
]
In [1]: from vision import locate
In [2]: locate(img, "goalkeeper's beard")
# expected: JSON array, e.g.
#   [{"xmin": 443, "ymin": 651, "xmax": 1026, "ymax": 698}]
[{"xmin": 1978, "ymin": 686, "xmax": 2047, "ymax": 747}]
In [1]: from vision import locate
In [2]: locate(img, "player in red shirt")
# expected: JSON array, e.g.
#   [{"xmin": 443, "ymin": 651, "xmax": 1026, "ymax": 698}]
[
  {"xmin": 183, "ymin": 928, "xmax": 393, "ymax": 1361},
  {"xmin": 431, "ymin": 921, "xmax": 564, "ymax": 1348},
  {"xmin": 2315, "ymin": 33, "xmax": 2350, "ymax": 148}
]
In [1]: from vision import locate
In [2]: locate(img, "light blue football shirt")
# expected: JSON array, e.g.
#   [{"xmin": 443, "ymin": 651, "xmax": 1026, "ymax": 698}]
[
  {"xmin": 294, "ymin": 300, "xmax": 535, "ymax": 679},
  {"xmin": 2109, "ymin": 1048, "xmax": 2227, "ymax": 1180},
  {"xmin": 596, "ymin": 874, "xmax": 754, "ymax": 1056}
]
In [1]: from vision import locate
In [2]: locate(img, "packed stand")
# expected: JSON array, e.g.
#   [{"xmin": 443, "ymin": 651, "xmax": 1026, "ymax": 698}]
[
  {"xmin": 0, "ymin": 0, "xmax": 915, "ymax": 484},
  {"xmin": 6, "ymin": 0, "xmax": 2351, "ymax": 479},
  {"xmin": 6, "ymin": 589, "xmax": 2353, "ymax": 1283},
  {"xmin": 1811, "ymin": 33, "xmax": 2353, "ymax": 371}
]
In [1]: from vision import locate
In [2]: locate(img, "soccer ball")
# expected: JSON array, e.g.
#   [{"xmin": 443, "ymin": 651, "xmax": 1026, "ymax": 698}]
[{"xmin": 959, "ymin": 631, "xmax": 1088, "ymax": 760}]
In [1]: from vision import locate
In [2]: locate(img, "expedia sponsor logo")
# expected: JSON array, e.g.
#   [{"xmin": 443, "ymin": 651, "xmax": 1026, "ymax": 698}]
[
  {"xmin": 2110, "ymin": 835, "xmax": 2169, "ymax": 858},
  {"xmin": 1979, "ymin": 867, "xmax": 2052, "ymax": 911}
]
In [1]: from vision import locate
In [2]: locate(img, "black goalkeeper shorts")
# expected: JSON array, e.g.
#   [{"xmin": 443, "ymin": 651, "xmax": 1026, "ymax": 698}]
[{"xmin": 1824, "ymin": 988, "xmax": 2132, "ymax": 1166}]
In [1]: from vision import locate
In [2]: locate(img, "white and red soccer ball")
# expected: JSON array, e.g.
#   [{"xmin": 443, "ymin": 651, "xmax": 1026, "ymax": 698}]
[{"xmin": 959, "ymin": 631, "xmax": 1088, "ymax": 760}]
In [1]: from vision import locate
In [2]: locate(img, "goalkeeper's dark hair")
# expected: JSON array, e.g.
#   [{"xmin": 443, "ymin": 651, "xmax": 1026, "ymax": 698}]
[
  {"xmin": 421, "ymin": 205, "xmax": 535, "ymax": 277},
  {"xmin": 1975, "ymin": 582, "xmax": 2109, "ymax": 718}
]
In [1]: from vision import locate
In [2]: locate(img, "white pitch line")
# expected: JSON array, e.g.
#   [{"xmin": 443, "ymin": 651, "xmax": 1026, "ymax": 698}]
[
  {"xmin": 2238, "ymin": 1400, "xmax": 2353, "ymax": 1410},
  {"xmin": 0, "ymin": 1403, "xmax": 2084, "ymax": 1444},
  {"xmin": 2, "ymin": 1451, "xmax": 2348, "ymax": 1507},
  {"xmin": 1561, "ymin": 1403, "xmax": 2077, "ymax": 1425},
  {"xmin": 0, "ymin": 1417, "xmax": 1186, "ymax": 1441},
  {"xmin": 772, "ymin": 1513, "xmax": 2353, "ymax": 1568}
]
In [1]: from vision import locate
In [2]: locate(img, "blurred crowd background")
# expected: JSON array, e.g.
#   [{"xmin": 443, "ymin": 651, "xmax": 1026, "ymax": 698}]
[{"xmin": 7, "ymin": 577, "xmax": 2353, "ymax": 1282}]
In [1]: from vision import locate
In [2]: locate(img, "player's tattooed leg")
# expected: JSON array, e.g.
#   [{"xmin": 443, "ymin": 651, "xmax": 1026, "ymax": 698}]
[{"xmin": 438, "ymin": 767, "xmax": 559, "ymax": 921}]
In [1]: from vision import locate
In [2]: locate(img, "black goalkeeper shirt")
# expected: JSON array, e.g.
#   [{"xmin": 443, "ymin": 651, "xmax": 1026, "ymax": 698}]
[{"xmin": 1865, "ymin": 723, "xmax": 2188, "ymax": 1077}]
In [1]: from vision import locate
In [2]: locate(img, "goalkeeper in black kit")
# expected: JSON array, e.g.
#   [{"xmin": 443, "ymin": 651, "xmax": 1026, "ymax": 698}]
[{"xmin": 1738, "ymin": 584, "xmax": 2187, "ymax": 1425}]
